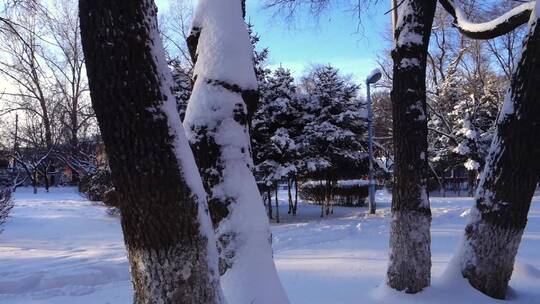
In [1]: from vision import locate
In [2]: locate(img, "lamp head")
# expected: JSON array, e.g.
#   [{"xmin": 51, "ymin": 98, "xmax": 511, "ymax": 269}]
[{"xmin": 366, "ymin": 68, "xmax": 382, "ymax": 84}]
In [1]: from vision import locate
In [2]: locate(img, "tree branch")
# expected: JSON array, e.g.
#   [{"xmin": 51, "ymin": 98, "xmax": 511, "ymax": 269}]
[{"xmin": 438, "ymin": 0, "xmax": 534, "ymax": 40}]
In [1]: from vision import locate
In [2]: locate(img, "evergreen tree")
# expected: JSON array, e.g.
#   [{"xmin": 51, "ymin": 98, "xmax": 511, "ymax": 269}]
[
  {"xmin": 248, "ymin": 23, "xmax": 270, "ymax": 84},
  {"xmin": 428, "ymin": 63, "xmax": 504, "ymax": 195},
  {"xmin": 299, "ymin": 65, "xmax": 367, "ymax": 180},
  {"xmin": 449, "ymin": 73, "xmax": 501, "ymax": 194},
  {"xmin": 298, "ymin": 65, "xmax": 368, "ymax": 216},
  {"xmin": 252, "ymin": 67, "xmax": 302, "ymax": 218},
  {"xmin": 169, "ymin": 58, "xmax": 193, "ymax": 121}
]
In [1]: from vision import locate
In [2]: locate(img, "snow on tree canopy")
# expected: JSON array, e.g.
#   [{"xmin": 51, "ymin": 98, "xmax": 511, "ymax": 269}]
[
  {"xmin": 297, "ymin": 65, "xmax": 368, "ymax": 180},
  {"xmin": 184, "ymin": 1, "xmax": 289, "ymax": 303},
  {"xmin": 252, "ymin": 67, "xmax": 302, "ymax": 187}
]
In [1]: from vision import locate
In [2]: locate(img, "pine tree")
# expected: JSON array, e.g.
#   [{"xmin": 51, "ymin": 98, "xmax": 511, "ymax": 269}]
[
  {"xmin": 169, "ymin": 58, "xmax": 193, "ymax": 121},
  {"xmin": 79, "ymin": 0, "xmax": 223, "ymax": 302},
  {"xmin": 449, "ymin": 73, "xmax": 501, "ymax": 195},
  {"xmin": 299, "ymin": 65, "xmax": 368, "ymax": 216},
  {"xmin": 252, "ymin": 67, "xmax": 302, "ymax": 218}
]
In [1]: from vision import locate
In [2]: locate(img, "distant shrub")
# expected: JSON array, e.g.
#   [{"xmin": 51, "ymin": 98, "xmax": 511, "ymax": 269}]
[
  {"xmin": 0, "ymin": 158, "xmax": 9, "ymax": 169},
  {"xmin": 79, "ymin": 169, "xmax": 114, "ymax": 201},
  {"xmin": 0, "ymin": 188, "xmax": 14, "ymax": 233},
  {"xmin": 299, "ymin": 180, "xmax": 368, "ymax": 207},
  {"xmin": 103, "ymin": 188, "xmax": 121, "ymax": 217}
]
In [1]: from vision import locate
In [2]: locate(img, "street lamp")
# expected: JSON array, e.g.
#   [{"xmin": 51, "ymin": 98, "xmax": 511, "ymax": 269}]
[{"xmin": 366, "ymin": 68, "xmax": 382, "ymax": 214}]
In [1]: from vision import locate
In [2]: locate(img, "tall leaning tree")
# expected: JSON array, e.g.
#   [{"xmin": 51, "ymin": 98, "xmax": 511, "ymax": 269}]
[
  {"xmin": 438, "ymin": 0, "xmax": 539, "ymax": 299},
  {"xmin": 78, "ymin": 0, "xmax": 224, "ymax": 303},
  {"xmin": 387, "ymin": 0, "xmax": 437, "ymax": 293},
  {"xmin": 183, "ymin": 0, "xmax": 289, "ymax": 303}
]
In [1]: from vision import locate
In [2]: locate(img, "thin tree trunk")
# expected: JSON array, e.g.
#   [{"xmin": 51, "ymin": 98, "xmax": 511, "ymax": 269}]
[
  {"xmin": 287, "ymin": 178, "xmax": 293, "ymax": 214},
  {"xmin": 79, "ymin": 1, "xmax": 223, "ymax": 303},
  {"xmin": 325, "ymin": 180, "xmax": 331, "ymax": 216},
  {"xmin": 330, "ymin": 180, "xmax": 334, "ymax": 214},
  {"xmin": 32, "ymin": 170, "xmax": 37, "ymax": 194},
  {"xmin": 467, "ymin": 169, "xmax": 476, "ymax": 197},
  {"xmin": 330, "ymin": 189, "xmax": 334, "ymax": 215},
  {"xmin": 459, "ymin": 11, "xmax": 540, "ymax": 299},
  {"xmin": 40, "ymin": 99, "xmax": 53, "ymax": 150},
  {"xmin": 267, "ymin": 188, "xmax": 273, "ymax": 219},
  {"xmin": 442, "ymin": 173, "xmax": 447, "ymax": 197},
  {"xmin": 43, "ymin": 167, "xmax": 49, "ymax": 193},
  {"xmin": 320, "ymin": 180, "xmax": 326, "ymax": 218},
  {"xmin": 387, "ymin": 0, "xmax": 436, "ymax": 294},
  {"xmin": 293, "ymin": 176, "xmax": 298, "ymax": 216},
  {"xmin": 275, "ymin": 183, "xmax": 280, "ymax": 223}
]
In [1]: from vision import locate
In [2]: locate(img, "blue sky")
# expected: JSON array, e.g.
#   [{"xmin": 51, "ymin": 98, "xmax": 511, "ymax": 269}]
[
  {"xmin": 244, "ymin": 1, "xmax": 391, "ymax": 83},
  {"xmin": 157, "ymin": 0, "xmax": 391, "ymax": 84}
]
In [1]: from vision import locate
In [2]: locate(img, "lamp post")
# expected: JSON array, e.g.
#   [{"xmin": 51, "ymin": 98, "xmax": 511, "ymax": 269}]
[{"xmin": 366, "ymin": 68, "xmax": 382, "ymax": 214}]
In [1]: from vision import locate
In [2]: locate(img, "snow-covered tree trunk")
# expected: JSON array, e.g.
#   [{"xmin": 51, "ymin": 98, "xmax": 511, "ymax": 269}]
[
  {"xmin": 79, "ymin": 1, "xmax": 224, "ymax": 303},
  {"xmin": 459, "ymin": 5, "xmax": 540, "ymax": 299},
  {"xmin": 387, "ymin": 0, "xmax": 436, "ymax": 293},
  {"xmin": 183, "ymin": 1, "xmax": 289, "ymax": 303}
]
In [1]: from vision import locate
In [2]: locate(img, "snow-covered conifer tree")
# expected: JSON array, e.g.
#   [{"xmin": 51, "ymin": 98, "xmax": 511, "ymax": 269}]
[
  {"xmin": 183, "ymin": 1, "xmax": 289, "ymax": 303},
  {"xmin": 252, "ymin": 67, "xmax": 302, "ymax": 218},
  {"xmin": 299, "ymin": 65, "xmax": 368, "ymax": 216},
  {"xmin": 170, "ymin": 58, "xmax": 193, "ymax": 121},
  {"xmin": 449, "ymin": 74, "xmax": 501, "ymax": 195},
  {"xmin": 79, "ymin": 0, "xmax": 224, "ymax": 302}
]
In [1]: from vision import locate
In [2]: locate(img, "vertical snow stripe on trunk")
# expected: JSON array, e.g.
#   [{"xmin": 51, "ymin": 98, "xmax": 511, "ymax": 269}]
[
  {"xmin": 79, "ymin": 0, "xmax": 224, "ymax": 303},
  {"xmin": 386, "ymin": 0, "xmax": 436, "ymax": 294},
  {"xmin": 458, "ymin": 5, "xmax": 540, "ymax": 299},
  {"xmin": 183, "ymin": 0, "xmax": 289, "ymax": 303}
]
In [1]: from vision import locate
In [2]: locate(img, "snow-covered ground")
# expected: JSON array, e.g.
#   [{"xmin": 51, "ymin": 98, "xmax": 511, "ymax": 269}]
[{"xmin": 0, "ymin": 187, "xmax": 539, "ymax": 303}]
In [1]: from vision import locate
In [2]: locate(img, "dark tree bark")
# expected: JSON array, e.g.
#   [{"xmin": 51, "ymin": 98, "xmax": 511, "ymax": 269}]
[
  {"xmin": 42, "ymin": 167, "xmax": 50, "ymax": 192},
  {"xmin": 293, "ymin": 176, "xmax": 298, "ymax": 216},
  {"xmin": 79, "ymin": 1, "xmax": 223, "ymax": 303},
  {"xmin": 459, "ymin": 12, "xmax": 540, "ymax": 299},
  {"xmin": 325, "ymin": 180, "xmax": 331, "ymax": 216},
  {"xmin": 268, "ymin": 188, "xmax": 273, "ymax": 219},
  {"xmin": 467, "ymin": 169, "xmax": 476, "ymax": 197},
  {"xmin": 386, "ymin": 0, "xmax": 436, "ymax": 294},
  {"xmin": 32, "ymin": 170, "xmax": 37, "ymax": 194},
  {"xmin": 287, "ymin": 178, "xmax": 293, "ymax": 214}
]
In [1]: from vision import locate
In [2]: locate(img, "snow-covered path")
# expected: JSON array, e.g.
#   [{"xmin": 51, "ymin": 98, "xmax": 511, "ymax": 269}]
[
  {"xmin": 0, "ymin": 188, "xmax": 131, "ymax": 303},
  {"xmin": 0, "ymin": 187, "xmax": 539, "ymax": 303}
]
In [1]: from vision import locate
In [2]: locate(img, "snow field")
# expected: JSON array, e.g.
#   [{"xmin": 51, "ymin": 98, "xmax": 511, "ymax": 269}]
[{"xmin": 0, "ymin": 187, "xmax": 539, "ymax": 303}]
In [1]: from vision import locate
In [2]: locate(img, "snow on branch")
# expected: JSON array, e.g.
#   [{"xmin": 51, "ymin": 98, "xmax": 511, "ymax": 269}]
[{"xmin": 439, "ymin": 0, "xmax": 534, "ymax": 39}]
